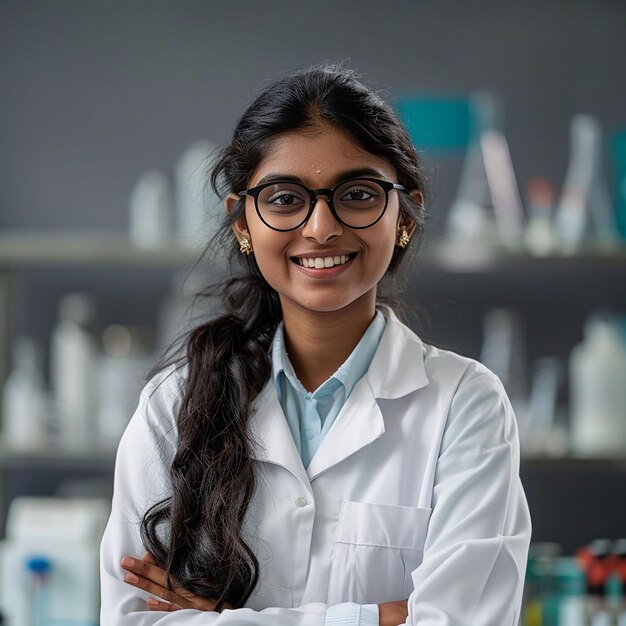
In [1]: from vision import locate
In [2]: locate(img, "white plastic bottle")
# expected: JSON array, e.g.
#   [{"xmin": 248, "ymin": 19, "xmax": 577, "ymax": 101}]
[
  {"xmin": 50, "ymin": 293, "xmax": 99, "ymax": 449},
  {"xmin": 175, "ymin": 140, "xmax": 222, "ymax": 247},
  {"xmin": 128, "ymin": 169, "xmax": 172, "ymax": 248},
  {"xmin": 1, "ymin": 336, "xmax": 47, "ymax": 450},
  {"xmin": 570, "ymin": 315, "xmax": 626, "ymax": 456},
  {"xmin": 97, "ymin": 324, "xmax": 151, "ymax": 448}
]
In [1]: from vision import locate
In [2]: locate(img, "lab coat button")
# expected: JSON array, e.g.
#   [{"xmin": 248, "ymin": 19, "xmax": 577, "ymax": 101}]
[
  {"xmin": 269, "ymin": 577, "xmax": 289, "ymax": 590},
  {"xmin": 294, "ymin": 496, "xmax": 310, "ymax": 507}
]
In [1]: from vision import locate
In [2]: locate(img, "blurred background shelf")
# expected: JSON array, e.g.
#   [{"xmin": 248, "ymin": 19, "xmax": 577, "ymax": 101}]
[
  {"xmin": 0, "ymin": 230, "xmax": 205, "ymax": 266},
  {"xmin": 2, "ymin": 229, "xmax": 626, "ymax": 270},
  {"xmin": 422, "ymin": 240, "xmax": 626, "ymax": 273},
  {"xmin": 1, "ymin": 441, "xmax": 625, "ymax": 472},
  {"xmin": 0, "ymin": 441, "xmax": 116, "ymax": 469},
  {"xmin": 520, "ymin": 455, "xmax": 626, "ymax": 472}
]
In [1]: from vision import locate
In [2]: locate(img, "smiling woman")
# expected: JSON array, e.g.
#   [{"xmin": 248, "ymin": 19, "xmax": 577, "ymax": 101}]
[
  {"xmin": 229, "ymin": 126, "xmax": 417, "ymax": 332},
  {"xmin": 99, "ymin": 64, "xmax": 531, "ymax": 626}
]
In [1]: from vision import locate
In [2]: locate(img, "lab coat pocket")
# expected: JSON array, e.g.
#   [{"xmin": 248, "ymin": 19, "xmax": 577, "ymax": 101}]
[{"xmin": 328, "ymin": 501, "xmax": 431, "ymax": 605}]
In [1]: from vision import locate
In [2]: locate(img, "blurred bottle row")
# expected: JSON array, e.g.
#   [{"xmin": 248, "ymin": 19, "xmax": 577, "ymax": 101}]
[
  {"xmin": 2, "ymin": 288, "xmax": 625, "ymax": 456},
  {"xmin": 523, "ymin": 540, "xmax": 626, "ymax": 626},
  {"xmin": 480, "ymin": 308, "xmax": 626, "ymax": 458},
  {"xmin": 397, "ymin": 96, "xmax": 626, "ymax": 252},
  {"xmin": 445, "ymin": 113, "xmax": 626, "ymax": 253},
  {"xmin": 1, "ymin": 270, "xmax": 215, "ymax": 452}
]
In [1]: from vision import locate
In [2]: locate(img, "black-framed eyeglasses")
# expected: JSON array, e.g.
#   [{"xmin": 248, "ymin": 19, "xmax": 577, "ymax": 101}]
[{"xmin": 238, "ymin": 177, "xmax": 405, "ymax": 231}]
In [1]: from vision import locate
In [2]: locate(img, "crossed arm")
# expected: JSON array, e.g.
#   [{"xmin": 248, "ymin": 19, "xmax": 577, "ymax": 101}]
[{"xmin": 120, "ymin": 553, "xmax": 408, "ymax": 625}]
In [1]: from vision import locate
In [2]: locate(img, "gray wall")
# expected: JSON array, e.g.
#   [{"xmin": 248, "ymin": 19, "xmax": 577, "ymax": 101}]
[{"xmin": 1, "ymin": 0, "xmax": 625, "ymax": 232}]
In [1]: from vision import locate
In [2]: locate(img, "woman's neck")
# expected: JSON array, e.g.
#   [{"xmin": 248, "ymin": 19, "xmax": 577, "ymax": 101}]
[{"xmin": 280, "ymin": 294, "xmax": 377, "ymax": 392}]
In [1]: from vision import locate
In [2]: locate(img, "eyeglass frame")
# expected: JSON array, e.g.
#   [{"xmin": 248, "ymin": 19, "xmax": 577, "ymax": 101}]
[{"xmin": 237, "ymin": 177, "xmax": 406, "ymax": 232}]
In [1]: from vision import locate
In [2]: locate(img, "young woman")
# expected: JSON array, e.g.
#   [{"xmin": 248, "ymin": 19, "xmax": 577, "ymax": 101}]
[{"xmin": 100, "ymin": 64, "xmax": 531, "ymax": 625}]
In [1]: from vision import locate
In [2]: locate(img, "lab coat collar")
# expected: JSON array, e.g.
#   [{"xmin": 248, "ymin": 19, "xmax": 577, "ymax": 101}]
[
  {"xmin": 365, "ymin": 308, "xmax": 430, "ymax": 400},
  {"xmin": 249, "ymin": 309, "xmax": 430, "ymax": 483}
]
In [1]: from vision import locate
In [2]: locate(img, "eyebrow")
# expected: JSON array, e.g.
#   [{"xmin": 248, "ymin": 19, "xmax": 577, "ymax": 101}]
[{"xmin": 253, "ymin": 167, "xmax": 388, "ymax": 188}]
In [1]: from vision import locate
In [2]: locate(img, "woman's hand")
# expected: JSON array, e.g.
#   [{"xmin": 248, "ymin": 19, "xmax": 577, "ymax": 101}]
[
  {"xmin": 121, "ymin": 552, "xmax": 233, "ymax": 612},
  {"xmin": 378, "ymin": 599, "xmax": 408, "ymax": 626}
]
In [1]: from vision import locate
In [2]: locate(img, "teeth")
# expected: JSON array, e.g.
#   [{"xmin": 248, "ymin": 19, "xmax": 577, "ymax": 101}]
[{"xmin": 298, "ymin": 254, "xmax": 352, "ymax": 268}]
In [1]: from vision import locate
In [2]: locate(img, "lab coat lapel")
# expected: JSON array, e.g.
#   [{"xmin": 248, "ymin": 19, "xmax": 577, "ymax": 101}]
[
  {"xmin": 306, "ymin": 379, "xmax": 384, "ymax": 480},
  {"xmin": 307, "ymin": 311, "xmax": 430, "ymax": 480},
  {"xmin": 249, "ymin": 382, "xmax": 311, "ymax": 489}
]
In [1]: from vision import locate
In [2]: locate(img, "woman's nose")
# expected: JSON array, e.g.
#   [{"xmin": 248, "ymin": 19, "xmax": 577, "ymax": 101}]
[{"xmin": 300, "ymin": 197, "xmax": 343, "ymax": 243}]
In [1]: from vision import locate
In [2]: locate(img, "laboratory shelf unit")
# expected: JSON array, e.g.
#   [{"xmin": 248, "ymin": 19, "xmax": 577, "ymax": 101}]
[
  {"xmin": 1, "ymin": 229, "xmax": 626, "ymax": 550},
  {"xmin": 0, "ymin": 230, "xmax": 206, "ymax": 538}
]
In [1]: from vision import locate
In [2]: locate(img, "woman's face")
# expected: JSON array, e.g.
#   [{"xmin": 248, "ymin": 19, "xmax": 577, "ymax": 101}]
[{"xmin": 228, "ymin": 124, "xmax": 415, "ymax": 320}]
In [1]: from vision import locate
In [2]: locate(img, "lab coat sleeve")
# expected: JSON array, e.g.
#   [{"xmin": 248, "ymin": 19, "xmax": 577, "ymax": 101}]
[
  {"xmin": 406, "ymin": 370, "xmax": 531, "ymax": 626},
  {"xmin": 325, "ymin": 602, "xmax": 379, "ymax": 626},
  {"xmin": 100, "ymin": 368, "xmax": 342, "ymax": 626}
]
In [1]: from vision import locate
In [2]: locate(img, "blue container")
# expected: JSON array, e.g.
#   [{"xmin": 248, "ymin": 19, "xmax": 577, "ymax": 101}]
[
  {"xmin": 395, "ymin": 97, "xmax": 473, "ymax": 153},
  {"xmin": 612, "ymin": 129, "xmax": 626, "ymax": 240}
]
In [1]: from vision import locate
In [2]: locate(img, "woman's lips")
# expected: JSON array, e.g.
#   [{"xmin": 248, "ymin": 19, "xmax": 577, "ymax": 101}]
[
  {"xmin": 294, "ymin": 253, "xmax": 355, "ymax": 268},
  {"xmin": 291, "ymin": 252, "xmax": 357, "ymax": 277}
]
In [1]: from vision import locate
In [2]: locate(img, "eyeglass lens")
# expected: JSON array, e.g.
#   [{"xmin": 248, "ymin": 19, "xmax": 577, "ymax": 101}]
[{"xmin": 256, "ymin": 179, "xmax": 388, "ymax": 230}]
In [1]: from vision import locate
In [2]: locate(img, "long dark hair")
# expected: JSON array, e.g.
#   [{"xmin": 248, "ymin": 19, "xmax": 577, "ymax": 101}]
[{"xmin": 141, "ymin": 63, "xmax": 428, "ymax": 611}]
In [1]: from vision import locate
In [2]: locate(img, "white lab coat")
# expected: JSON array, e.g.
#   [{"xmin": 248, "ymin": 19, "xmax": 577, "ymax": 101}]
[{"xmin": 100, "ymin": 311, "xmax": 531, "ymax": 625}]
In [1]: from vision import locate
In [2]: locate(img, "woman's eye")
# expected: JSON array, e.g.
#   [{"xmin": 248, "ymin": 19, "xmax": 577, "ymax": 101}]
[
  {"xmin": 340, "ymin": 187, "xmax": 376, "ymax": 201},
  {"xmin": 268, "ymin": 192, "xmax": 304, "ymax": 206}
]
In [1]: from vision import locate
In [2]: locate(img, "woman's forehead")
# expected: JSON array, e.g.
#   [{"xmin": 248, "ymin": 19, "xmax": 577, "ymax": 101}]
[{"xmin": 249, "ymin": 125, "xmax": 396, "ymax": 187}]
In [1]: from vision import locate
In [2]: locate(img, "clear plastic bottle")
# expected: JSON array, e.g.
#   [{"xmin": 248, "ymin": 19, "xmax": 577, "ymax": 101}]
[
  {"xmin": 554, "ymin": 115, "xmax": 619, "ymax": 252},
  {"xmin": 480, "ymin": 308, "xmax": 528, "ymax": 420},
  {"xmin": 446, "ymin": 93, "xmax": 524, "ymax": 250}
]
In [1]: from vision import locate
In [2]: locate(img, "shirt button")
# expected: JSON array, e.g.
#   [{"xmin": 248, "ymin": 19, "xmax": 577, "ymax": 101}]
[
  {"xmin": 305, "ymin": 430, "xmax": 315, "ymax": 440},
  {"xmin": 294, "ymin": 496, "xmax": 310, "ymax": 507}
]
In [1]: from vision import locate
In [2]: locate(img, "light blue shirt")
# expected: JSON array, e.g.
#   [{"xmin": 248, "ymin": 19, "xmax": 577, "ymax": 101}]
[{"xmin": 271, "ymin": 311, "xmax": 385, "ymax": 626}]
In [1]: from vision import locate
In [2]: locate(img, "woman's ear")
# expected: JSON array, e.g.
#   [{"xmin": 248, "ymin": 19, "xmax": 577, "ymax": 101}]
[
  {"xmin": 226, "ymin": 193, "xmax": 250, "ymax": 242},
  {"xmin": 408, "ymin": 189, "xmax": 424, "ymax": 209},
  {"xmin": 397, "ymin": 190, "xmax": 423, "ymax": 237}
]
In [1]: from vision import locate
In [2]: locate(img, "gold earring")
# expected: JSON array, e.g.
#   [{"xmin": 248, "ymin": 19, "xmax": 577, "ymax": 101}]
[
  {"xmin": 397, "ymin": 227, "xmax": 411, "ymax": 248},
  {"xmin": 239, "ymin": 238, "xmax": 253, "ymax": 255}
]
